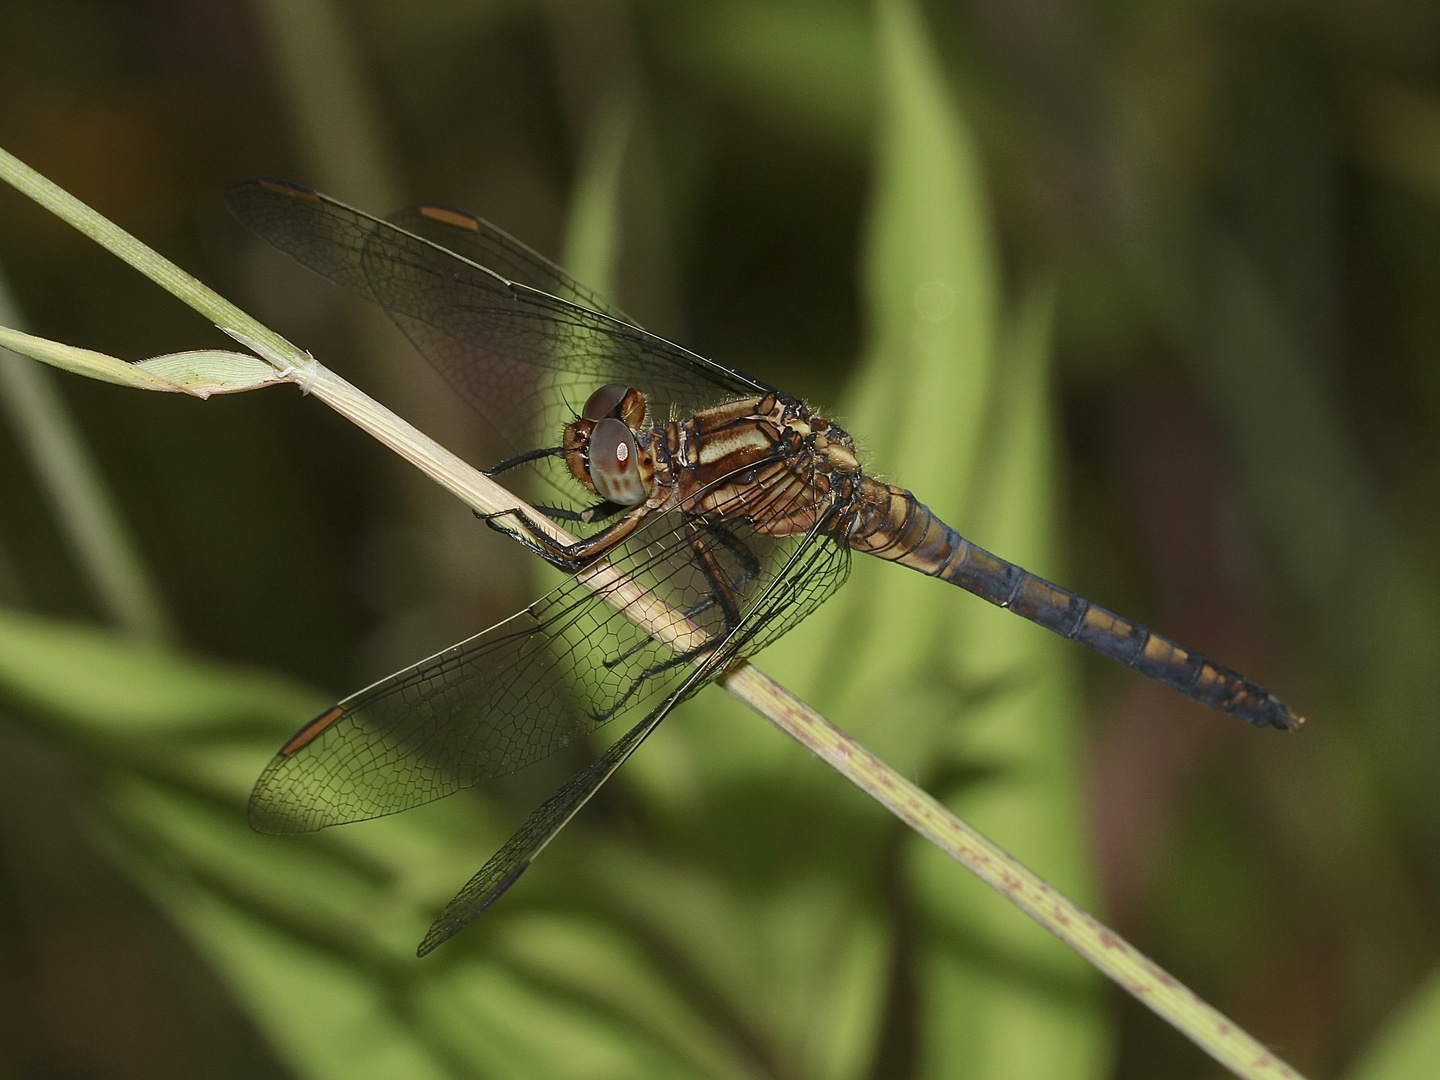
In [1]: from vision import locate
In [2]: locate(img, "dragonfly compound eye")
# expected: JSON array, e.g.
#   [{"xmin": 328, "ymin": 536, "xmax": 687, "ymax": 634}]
[
  {"xmin": 588, "ymin": 418, "xmax": 648, "ymax": 505},
  {"xmin": 582, "ymin": 384, "xmax": 647, "ymax": 428},
  {"xmin": 582, "ymin": 383, "xmax": 631, "ymax": 421}
]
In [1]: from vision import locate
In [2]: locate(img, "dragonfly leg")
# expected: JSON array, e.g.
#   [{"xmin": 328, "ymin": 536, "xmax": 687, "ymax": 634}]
[
  {"xmin": 591, "ymin": 637, "xmax": 719, "ymax": 723},
  {"xmin": 701, "ymin": 522, "xmax": 762, "ymax": 590},
  {"xmin": 484, "ymin": 446, "xmax": 562, "ymax": 476},
  {"xmin": 481, "ymin": 503, "xmax": 648, "ymax": 572},
  {"xmin": 474, "ymin": 503, "xmax": 614, "ymax": 527},
  {"xmin": 684, "ymin": 520, "xmax": 755, "ymax": 630},
  {"xmin": 530, "ymin": 500, "xmax": 625, "ymax": 525},
  {"xmin": 599, "ymin": 522, "xmax": 761, "ymax": 672},
  {"xmin": 601, "ymin": 590, "xmax": 728, "ymax": 670}
]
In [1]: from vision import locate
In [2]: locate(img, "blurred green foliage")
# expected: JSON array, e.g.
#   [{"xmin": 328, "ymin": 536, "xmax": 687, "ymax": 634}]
[{"xmin": 2, "ymin": 0, "xmax": 1440, "ymax": 1077}]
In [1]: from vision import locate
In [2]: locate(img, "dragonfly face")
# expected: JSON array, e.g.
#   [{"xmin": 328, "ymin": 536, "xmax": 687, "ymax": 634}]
[
  {"xmin": 227, "ymin": 177, "xmax": 1302, "ymax": 957},
  {"xmin": 562, "ymin": 384, "xmax": 655, "ymax": 507}
]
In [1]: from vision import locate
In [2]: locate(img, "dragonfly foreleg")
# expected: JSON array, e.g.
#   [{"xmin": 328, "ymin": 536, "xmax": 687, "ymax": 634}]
[
  {"xmin": 478, "ymin": 509, "xmax": 574, "ymax": 566},
  {"xmin": 485, "ymin": 445, "xmax": 563, "ymax": 476},
  {"xmin": 530, "ymin": 500, "xmax": 625, "ymax": 525},
  {"xmin": 480, "ymin": 503, "xmax": 648, "ymax": 572}
]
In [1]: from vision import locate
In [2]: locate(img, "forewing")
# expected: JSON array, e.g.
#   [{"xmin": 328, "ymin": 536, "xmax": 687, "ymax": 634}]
[
  {"xmin": 225, "ymin": 179, "xmax": 769, "ymax": 462},
  {"xmin": 386, "ymin": 203, "xmax": 629, "ymax": 322}
]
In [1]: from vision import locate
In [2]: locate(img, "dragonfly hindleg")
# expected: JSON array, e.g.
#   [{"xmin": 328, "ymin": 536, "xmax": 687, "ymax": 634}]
[
  {"xmin": 599, "ymin": 522, "xmax": 761, "ymax": 672},
  {"xmin": 685, "ymin": 520, "xmax": 761, "ymax": 632},
  {"xmin": 590, "ymin": 636, "xmax": 719, "ymax": 724}
]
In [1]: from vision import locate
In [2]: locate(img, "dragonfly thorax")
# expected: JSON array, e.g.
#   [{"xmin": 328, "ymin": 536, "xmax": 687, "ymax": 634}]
[{"xmin": 661, "ymin": 392, "xmax": 867, "ymax": 537}]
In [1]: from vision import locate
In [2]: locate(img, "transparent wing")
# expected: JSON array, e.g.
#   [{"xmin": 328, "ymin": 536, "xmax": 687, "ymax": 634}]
[
  {"xmin": 385, "ymin": 203, "xmax": 631, "ymax": 323},
  {"xmin": 248, "ymin": 469, "xmax": 851, "ymax": 837},
  {"xmin": 416, "ymin": 507, "xmax": 852, "ymax": 955},
  {"xmin": 417, "ymin": 707, "xmax": 663, "ymax": 956},
  {"xmin": 225, "ymin": 179, "xmax": 770, "ymax": 467}
]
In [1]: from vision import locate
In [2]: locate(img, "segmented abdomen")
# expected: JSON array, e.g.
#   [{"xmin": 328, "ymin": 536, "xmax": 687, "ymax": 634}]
[{"xmin": 846, "ymin": 480, "xmax": 1302, "ymax": 731}]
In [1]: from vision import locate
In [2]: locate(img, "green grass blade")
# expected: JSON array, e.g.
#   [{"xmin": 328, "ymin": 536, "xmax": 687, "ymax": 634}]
[
  {"xmin": 250, "ymin": 0, "xmax": 402, "ymax": 209},
  {"xmin": 0, "ymin": 270, "xmax": 175, "ymax": 641},
  {"xmin": 819, "ymin": 3, "xmax": 1106, "ymax": 1073},
  {"xmin": 1345, "ymin": 968, "xmax": 1440, "ymax": 1080},
  {"xmin": 562, "ymin": 94, "xmax": 634, "ymax": 300}
]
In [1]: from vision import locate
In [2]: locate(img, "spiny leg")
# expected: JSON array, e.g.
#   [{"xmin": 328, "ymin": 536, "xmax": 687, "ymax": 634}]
[
  {"xmin": 531, "ymin": 500, "xmax": 626, "ymax": 525},
  {"xmin": 474, "ymin": 500, "xmax": 622, "ymax": 528},
  {"xmin": 600, "ymin": 522, "xmax": 760, "ymax": 671},
  {"xmin": 701, "ymin": 521, "xmax": 762, "ymax": 588},
  {"xmin": 485, "ymin": 445, "xmax": 563, "ymax": 476},
  {"xmin": 480, "ymin": 503, "xmax": 648, "ymax": 572},
  {"xmin": 665, "ymin": 522, "xmax": 762, "ymax": 627},
  {"xmin": 590, "ymin": 636, "xmax": 719, "ymax": 723},
  {"xmin": 685, "ymin": 520, "xmax": 751, "ymax": 630}
]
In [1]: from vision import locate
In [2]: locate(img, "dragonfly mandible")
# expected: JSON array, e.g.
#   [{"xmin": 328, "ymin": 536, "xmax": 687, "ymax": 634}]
[{"xmin": 227, "ymin": 178, "xmax": 1303, "ymax": 957}]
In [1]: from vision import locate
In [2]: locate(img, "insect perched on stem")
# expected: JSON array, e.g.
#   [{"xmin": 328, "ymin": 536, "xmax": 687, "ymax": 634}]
[{"xmin": 230, "ymin": 178, "xmax": 1302, "ymax": 956}]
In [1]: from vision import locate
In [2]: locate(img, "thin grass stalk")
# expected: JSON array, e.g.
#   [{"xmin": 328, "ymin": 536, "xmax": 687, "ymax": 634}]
[{"xmin": 0, "ymin": 144, "xmax": 1306, "ymax": 1080}]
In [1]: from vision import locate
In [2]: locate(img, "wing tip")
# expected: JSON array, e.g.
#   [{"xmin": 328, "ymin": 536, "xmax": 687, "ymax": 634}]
[
  {"xmin": 246, "ymin": 793, "xmax": 315, "ymax": 836},
  {"xmin": 416, "ymin": 861, "xmax": 532, "ymax": 957}
]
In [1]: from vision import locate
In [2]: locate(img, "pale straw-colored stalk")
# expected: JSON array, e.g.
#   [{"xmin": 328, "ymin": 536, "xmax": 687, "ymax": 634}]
[{"xmin": 0, "ymin": 144, "xmax": 1304, "ymax": 1080}]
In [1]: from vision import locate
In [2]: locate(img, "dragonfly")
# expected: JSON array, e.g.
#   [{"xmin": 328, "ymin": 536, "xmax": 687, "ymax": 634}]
[{"xmin": 228, "ymin": 178, "xmax": 1303, "ymax": 957}]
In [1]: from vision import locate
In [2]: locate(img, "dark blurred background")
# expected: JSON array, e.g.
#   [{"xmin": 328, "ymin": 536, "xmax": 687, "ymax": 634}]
[{"xmin": 2, "ymin": 0, "xmax": 1440, "ymax": 1077}]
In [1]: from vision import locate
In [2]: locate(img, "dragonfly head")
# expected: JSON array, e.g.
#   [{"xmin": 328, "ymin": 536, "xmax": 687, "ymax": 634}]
[{"xmin": 563, "ymin": 384, "xmax": 654, "ymax": 506}]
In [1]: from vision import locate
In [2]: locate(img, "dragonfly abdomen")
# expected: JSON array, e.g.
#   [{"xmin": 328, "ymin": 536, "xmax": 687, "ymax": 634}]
[{"xmin": 847, "ymin": 480, "xmax": 1302, "ymax": 731}]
